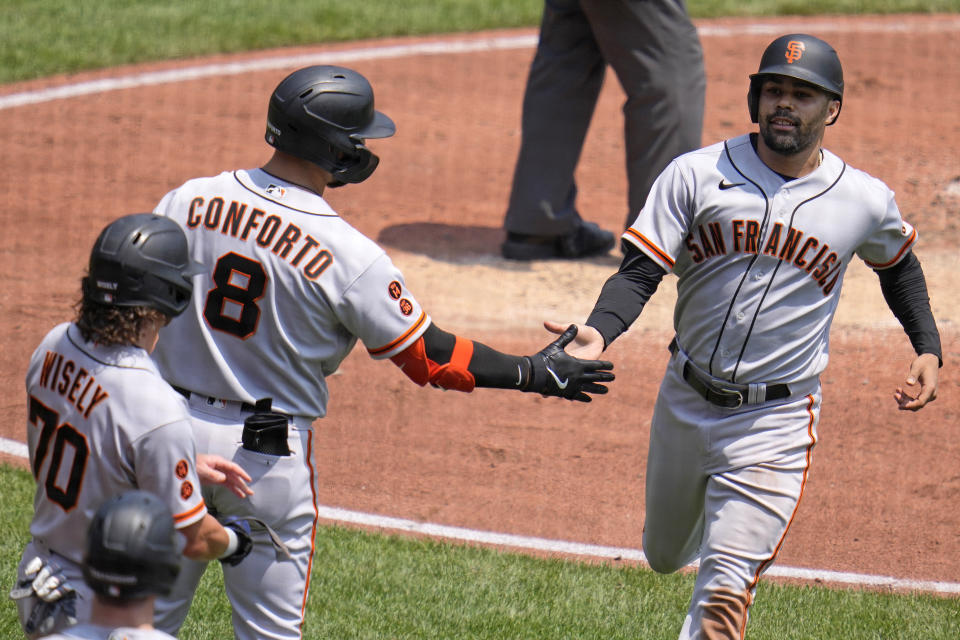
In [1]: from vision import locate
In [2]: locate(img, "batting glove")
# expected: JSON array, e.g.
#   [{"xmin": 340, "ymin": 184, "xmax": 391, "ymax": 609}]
[
  {"xmin": 10, "ymin": 557, "xmax": 75, "ymax": 603},
  {"xmin": 11, "ymin": 557, "xmax": 78, "ymax": 638},
  {"xmin": 218, "ymin": 519, "xmax": 254, "ymax": 567},
  {"xmin": 523, "ymin": 325, "xmax": 615, "ymax": 402}
]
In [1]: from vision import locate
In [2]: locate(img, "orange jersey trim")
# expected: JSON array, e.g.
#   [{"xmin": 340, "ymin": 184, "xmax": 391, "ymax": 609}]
[
  {"xmin": 299, "ymin": 428, "xmax": 320, "ymax": 635},
  {"xmin": 624, "ymin": 229, "xmax": 675, "ymax": 268},
  {"xmin": 863, "ymin": 227, "xmax": 917, "ymax": 269},
  {"xmin": 173, "ymin": 500, "xmax": 206, "ymax": 526},
  {"xmin": 740, "ymin": 394, "xmax": 818, "ymax": 639},
  {"xmin": 367, "ymin": 312, "xmax": 428, "ymax": 357}
]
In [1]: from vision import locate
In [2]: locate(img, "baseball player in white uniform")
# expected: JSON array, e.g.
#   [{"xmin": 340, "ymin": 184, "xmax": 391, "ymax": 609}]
[
  {"xmin": 551, "ymin": 34, "xmax": 942, "ymax": 638},
  {"xmin": 14, "ymin": 214, "xmax": 253, "ymax": 639},
  {"xmin": 38, "ymin": 491, "xmax": 184, "ymax": 640},
  {"xmin": 149, "ymin": 64, "xmax": 614, "ymax": 640}
]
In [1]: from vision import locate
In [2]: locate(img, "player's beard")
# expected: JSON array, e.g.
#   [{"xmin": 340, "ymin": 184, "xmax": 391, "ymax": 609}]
[{"xmin": 759, "ymin": 105, "xmax": 827, "ymax": 156}]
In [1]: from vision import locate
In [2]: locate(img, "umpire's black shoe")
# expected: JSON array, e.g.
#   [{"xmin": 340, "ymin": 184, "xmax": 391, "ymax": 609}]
[{"xmin": 501, "ymin": 221, "xmax": 615, "ymax": 260}]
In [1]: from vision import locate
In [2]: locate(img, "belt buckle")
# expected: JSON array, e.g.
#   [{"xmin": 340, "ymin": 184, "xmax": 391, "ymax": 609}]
[{"xmin": 714, "ymin": 385, "xmax": 744, "ymax": 409}]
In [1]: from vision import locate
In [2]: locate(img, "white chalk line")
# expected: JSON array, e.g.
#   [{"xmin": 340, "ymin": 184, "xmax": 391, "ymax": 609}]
[
  {"xmin": 2, "ymin": 17, "xmax": 960, "ymax": 111},
  {"xmin": 3, "ymin": 16, "xmax": 960, "ymax": 596},
  {"xmin": 3, "ymin": 434, "xmax": 958, "ymax": 595}
]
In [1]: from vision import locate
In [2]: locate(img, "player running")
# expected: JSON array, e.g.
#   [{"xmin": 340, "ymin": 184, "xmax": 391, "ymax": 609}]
[
  {"xmin": 550, "ymin": 33, "xmax": 941, "ymax": 638},
  {"xmin": 149, "ymin": 65, "xmax": 614, "ymax": 640},
  {"xmin": 13, "ymin": 214, "xmax": 253, "ymax": 639}
]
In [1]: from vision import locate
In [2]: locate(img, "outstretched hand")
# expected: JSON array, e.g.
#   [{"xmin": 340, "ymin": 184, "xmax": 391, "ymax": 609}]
[
  {"xmin": 197, "ymin": 454, "xmax": 254, "ymax": 498},
  {"xmin": 543, "ymin": 320, "xmax": 605, "ymax": 360},
  {"xmin": 894, "ymin": 352, "xmax": 939, "ymax": 411},
  {"xmin": 523, "ymin": 324, "xmax": 614, "ymax": 402}
]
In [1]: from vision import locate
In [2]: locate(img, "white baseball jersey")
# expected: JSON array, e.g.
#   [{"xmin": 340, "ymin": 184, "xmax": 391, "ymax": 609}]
[
  {"xmin": 149, "ymin": 168, "xmax": 431, "ymax": 640},
  {"xmin": 151, "ymin": 168, "xmax": 431, "ymax": 418},
  {"xmin": 625, "ymin": 133, "xmax": 915, "ymax": 385},
  {"xmin": 629, "ymin": 134, "xmax": 918, "ymax": 638},
  {"xmin": 24, "ymin": 323, "xmax": 208, "ymax": 564},
  {"xmin": 39, "ymin": 624, "xmax": 176, "ymax": 639}
]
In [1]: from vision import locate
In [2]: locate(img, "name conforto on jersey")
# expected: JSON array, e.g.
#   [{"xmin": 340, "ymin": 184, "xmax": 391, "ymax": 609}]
[{"xmin": 186, "ymin": 197, "xmax": 333, "ymax": 279}]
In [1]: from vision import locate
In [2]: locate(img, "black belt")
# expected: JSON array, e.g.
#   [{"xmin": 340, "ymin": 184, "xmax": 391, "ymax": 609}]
[
  {"xmin": 173, "ymin": 386, "xmax": 291, "ymax": 456},
  {"xmin": 172, "ymin": 386, "xmax": 273, "ymax": 415},
  {"xmin": 669, "ymin": 339, "xmax": 790, "ymax": 408}
]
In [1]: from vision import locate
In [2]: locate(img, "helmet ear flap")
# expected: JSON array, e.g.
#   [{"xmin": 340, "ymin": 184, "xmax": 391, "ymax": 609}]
[{"xmin": 328, "ymin": 137, "xmax": 379, "ymax": 187}]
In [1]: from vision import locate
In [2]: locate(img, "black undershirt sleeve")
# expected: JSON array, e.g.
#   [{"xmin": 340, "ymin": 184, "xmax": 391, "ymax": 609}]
[
  {"xmin": 875, "ymin": 250, "xmax": 943, "ymax": 366},
  {"xmin": 420, "ymin": 323, "xmax": 528, "ymax": 389},
  {"xmin": 417, "ymin": 244, "xmax": 668, "ymax": 387},
  {"xmin": 585, "ymin": 244, "xmax": 667, "ymax": 349}
]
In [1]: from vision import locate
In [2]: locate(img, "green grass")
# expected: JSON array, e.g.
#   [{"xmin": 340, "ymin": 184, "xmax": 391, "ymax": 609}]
[
  {"xmin": 2, "ymin": 464, "xmax": 958, "ymax": 639},
  {"xmin": 1, "ymin": 0, "xmax": 959, "ymax": 84}
]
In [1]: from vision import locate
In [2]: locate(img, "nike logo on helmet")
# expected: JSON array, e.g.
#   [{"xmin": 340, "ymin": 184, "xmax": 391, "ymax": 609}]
[
  {"xmin": 546, "ymin": 366, "xmax": 569, "ymax": 390},
  {"xmin": 719, "ymin": 180, "xmax": 745, "ymax": 190}
]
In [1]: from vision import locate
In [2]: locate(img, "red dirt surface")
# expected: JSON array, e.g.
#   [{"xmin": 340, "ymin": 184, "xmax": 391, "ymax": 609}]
[{"xmin": 2, "ymin": 15, "xmax": 958, "ymax": 592}]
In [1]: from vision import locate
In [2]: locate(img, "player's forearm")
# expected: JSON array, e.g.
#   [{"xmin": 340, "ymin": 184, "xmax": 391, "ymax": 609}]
[
  {"xmin": 179, "ymin": 514, "xmax": 230, "ymax": 561},
  {"xmin": 586, "ymin": 246, "xmax": 666, "ymax": 348},
  {"xmin": 875, "ymin": 251, "xmax": 942, "ymax": 366},
  {"xmin": 391, "ymin": 323, "xmax": 528, "ymax": 391}
]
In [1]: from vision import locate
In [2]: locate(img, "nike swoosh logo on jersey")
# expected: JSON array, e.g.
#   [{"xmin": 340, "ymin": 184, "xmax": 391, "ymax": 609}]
[
  {"xmin": 546, "ymin": 366, "xmax": 569, "ymax": 390},
  {"xmin": 719, "ymin": 180, "xmax": 745, "ymax": 190}
]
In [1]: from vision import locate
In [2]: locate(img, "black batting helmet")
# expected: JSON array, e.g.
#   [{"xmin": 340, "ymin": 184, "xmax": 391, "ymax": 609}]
[
  {"xmin": 748, "ymin": 34, "xmax": 844, "ymax": 125},
  {"xmin": 265, "ymin": 65, "xmax": 396, "ymax": 185},
  {"xmin": 82, "ymin": 491, "xmax": 181, "ymax": 601},
  {"xmin": 82, "ymin": 213, "xmax": 203, "ymax": 317}
]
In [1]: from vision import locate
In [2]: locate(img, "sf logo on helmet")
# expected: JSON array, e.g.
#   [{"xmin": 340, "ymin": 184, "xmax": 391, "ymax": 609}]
[{"xmin": 785, "ymin": 40, "xmax": 806, "ymax": 64}]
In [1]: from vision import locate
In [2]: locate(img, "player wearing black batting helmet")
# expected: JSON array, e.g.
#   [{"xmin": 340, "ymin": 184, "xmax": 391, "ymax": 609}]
[
  {"xmin": 748, "ymin": 33, "xmax": 844, "ymax": 125},
  {"xmin": 83, "ymin": 491, "xmax": 181, "ymax": 601},
  {"xmin": 15, "ymin": 211, "xmax": 252, "ymax": 639},
  {"xmin": 549, "ymin": 30, "xmax": 940, "ymax": 639},
  {"xmin": 265, "ymin": 65, "xmax": 396, "ymax": 186},
  {"xmin": 82, "ymin": 213, "xmax": 204, "ymax": 317},
  {"xmin": 150, "ymin": 62, "xmax": 613, "ymax": 640}
]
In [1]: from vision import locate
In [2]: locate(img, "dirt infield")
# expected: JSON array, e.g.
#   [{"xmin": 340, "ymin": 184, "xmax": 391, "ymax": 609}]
[{"xmin": 1, "ymin": 15, "xmax": 958, "ymax": 591}]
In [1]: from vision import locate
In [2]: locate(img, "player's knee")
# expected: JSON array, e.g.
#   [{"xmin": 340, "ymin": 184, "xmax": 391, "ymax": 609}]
[
  {"xmin": 642, "ymin": 533, "xmax": 696, "ymax": 574},
  {"xmin": 645, "ymin": 552, "xmax": 686, "ymax": 574},
  {"xmin": 643, "ymin": 544, "xmax": 688, "ymax": 574}
]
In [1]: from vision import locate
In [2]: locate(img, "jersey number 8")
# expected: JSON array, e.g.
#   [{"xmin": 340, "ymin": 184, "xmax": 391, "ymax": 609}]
[{"xmin": 203, "ymin": 252, "xmax": 268, "ymax": 339}]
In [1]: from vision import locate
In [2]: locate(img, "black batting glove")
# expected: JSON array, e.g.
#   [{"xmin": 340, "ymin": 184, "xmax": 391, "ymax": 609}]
[
  {"xmin": 523, "ymin": 325, "xmax": 615, "ymax": 402},
  {"xmin": 219, "ymin": 519, "xmax": 254, "ymax": 567}
]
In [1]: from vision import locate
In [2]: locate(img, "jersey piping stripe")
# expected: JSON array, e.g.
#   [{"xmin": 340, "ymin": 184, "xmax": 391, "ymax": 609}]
[
  {"xmin": 623, "ymin": 229, "xmax": 674, "ymax": 268},
  {"xmin": 172, "ymin": 500, "xmax": 206, "ymax": 526},
  {"xmin": 863, "ymin": 227, "xmax": 917, "ymax": 269},
  {"xmin": 730, "ymin": 163, "xmax": 847, "ymax": 380},
  {"xmin": 65, "ymin": 326, "xmax": 155, "ymax": 372},
  {"xmin": 708, "ymin": 141, "xmax": 770, "ymax": 376},
  {"xmin": 367, "ymin": 311, "xmax": 428, "ymax": 356},
  {"xmin": 298, "ymin": 427, "xmax": 320, "ymax": 637},
  {"xmin": 232, "ymin": 170, "xmax": 339, "ymax": 217},
  {"xmin": 741, "ymin": 394, "xmax": 817, "ymax": 638},
  {"xmin": 729, "ymin": 163, "xmax": 846, "ymax": 379}
]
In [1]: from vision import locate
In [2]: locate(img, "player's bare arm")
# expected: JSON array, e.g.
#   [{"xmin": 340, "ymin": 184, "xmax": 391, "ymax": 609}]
[
  {"xmin": 196, "ymin": 454, "xmax": 254, "ymax": 499},
  {"xmin": 178, "ymin": 514, "xmax": 251, "ymax": 566}
]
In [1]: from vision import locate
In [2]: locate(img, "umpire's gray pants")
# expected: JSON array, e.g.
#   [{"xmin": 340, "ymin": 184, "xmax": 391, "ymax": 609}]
[{"xmin": 503, "ymin": 0, "xmax": 705, "ymax": 235}]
